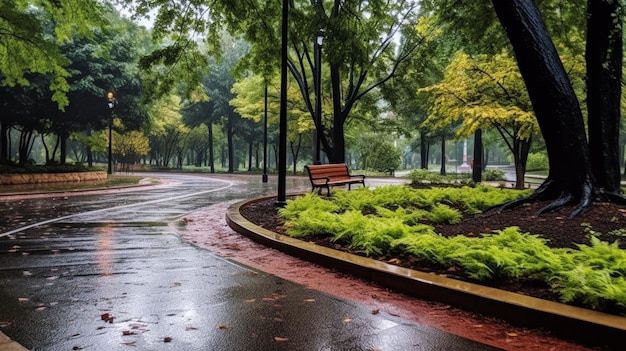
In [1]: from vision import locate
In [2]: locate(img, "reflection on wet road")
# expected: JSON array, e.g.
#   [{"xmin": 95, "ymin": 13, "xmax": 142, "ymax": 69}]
[{"xmin": 0, "ymin": 173, "xmax": 494, "ymax": 351}]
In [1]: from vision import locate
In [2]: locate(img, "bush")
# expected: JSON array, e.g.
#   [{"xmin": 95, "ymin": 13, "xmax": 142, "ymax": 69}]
[
  {"xmin": 483, "ymin": 169, "xmax": 505, "ymax": 181},
  {"xmin": 526, "ymin": 152, "xmax": 549, "ymax": 171}
]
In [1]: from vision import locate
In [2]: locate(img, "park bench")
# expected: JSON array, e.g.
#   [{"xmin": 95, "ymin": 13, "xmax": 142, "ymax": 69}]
[{"xmin": 304, "ymin": 163, "xmax": 366, "ymax": 195}]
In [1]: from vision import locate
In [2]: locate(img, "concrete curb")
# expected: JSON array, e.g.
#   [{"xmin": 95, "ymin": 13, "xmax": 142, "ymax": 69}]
[
  {"xmin": 226, "ymin": 196, "xmax": 626, "ymax": 350},
  {"xmin": 0, "ymin": 332, "xmax": 28, "ymax": 351}
]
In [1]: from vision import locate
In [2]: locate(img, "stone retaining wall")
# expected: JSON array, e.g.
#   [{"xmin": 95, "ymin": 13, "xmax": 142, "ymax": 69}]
[{"xmin": 0, "ymin": 171, "xmax": 107, "ymax": 185}]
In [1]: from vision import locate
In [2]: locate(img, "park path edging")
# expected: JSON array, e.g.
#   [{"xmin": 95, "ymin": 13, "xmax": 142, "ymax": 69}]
[
  {"xmin": 0, "ymin": 171, "xmax": 107, "ymax": 185},
  {"xmin": 226, "ymin": 195, "xmax": 626, "ymax": 350}
]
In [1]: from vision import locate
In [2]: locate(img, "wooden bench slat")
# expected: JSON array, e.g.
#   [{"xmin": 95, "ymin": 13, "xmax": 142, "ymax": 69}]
[{"xmin": 304, "ymin": 163, "xmax": 365, "ymax": 195}]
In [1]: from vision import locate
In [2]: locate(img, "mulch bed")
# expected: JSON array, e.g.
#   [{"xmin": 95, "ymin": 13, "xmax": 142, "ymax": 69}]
[{"xmin": 240, "ymin": 195, "xmax": 626, "ymax": 314}]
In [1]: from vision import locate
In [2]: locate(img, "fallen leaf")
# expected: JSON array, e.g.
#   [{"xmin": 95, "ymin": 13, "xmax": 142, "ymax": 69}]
[
  {"xmin": 244, "ymin": 298, "xmax": 256, "ymax": 303},
  {"xmin": 218, "ymin": 324, "xmax": 231, "ymax": 329},
  {"xmin": 343, "ymin": 315, "xmax": 352, "ymax": 323},
  {"xmin": 274, "ymin": 336, "xmax": 289, "ymax": 342},
  {"xmin": 35, "ymin": 306, "xmax": 46, "ymax": 311},
  {"xmin": 18, "ymin": 297, "xmax": 28, "ymax": 302},
  {"xmin": 122, "ymin": 330, "xmax": 136, "ymax": 336},
  {"xmin": 505, "ymin": 332, "xmax": 518, "ymax": 337},
  {"xmin": 100, "ymin": 313, "xmax": 115, "ymax": 323},
  {"xmin": 72, "ymin": 346, "xmax": 83, "ymax": 350},
  {"xmin": 163, "ymin": 337, "xmax": 172, "ymax": 342},
  {"xmin": 0, "ymin": 321, "xmax": 11, "ymax": 327},
  {"xmin": 371, "ymin": 309, "xmax": 379, "ymax": 315},
  {"xmin": 387, "ymin": 258, "xmax": 401, "ymax": 265},
  {"xmin": 303, "ymin": 298, "xmax": 315, "ymax": 302},
  {"xmin": 23, "ymin": 271, "xmax": 32, "ymax": 276}
]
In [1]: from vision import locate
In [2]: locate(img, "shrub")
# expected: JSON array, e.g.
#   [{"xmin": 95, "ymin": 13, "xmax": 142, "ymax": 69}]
[
  {"xmin": 526, "ymin": 152, "xmax": 549, "ymax": 171},
  {"xmin": 482, "ymin": 168, "xmax": 505, "ymax": 181}
]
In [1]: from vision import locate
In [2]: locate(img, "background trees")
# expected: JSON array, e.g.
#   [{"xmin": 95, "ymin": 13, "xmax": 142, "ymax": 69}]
[{"xmin": 2, "ymin": 0, "xmax": 625, "ymax": 194}]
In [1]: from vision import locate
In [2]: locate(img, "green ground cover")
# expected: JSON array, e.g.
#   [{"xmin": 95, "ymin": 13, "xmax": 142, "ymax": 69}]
[{"xmin": 278, "ymin": 185, "xmax": 626, "ymax": 316}]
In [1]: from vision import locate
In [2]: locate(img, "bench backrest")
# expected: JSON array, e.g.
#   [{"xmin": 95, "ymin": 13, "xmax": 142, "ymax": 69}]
[{"xmin": 305, "ymin": 164, "xmax": 351, "ymax": 180}]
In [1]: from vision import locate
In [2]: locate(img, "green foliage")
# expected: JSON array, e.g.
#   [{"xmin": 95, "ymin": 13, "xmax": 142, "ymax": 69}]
[
  {"xmin": 278, "ymin": 193, "xmax": 340, "ymax": 221},
  {"xmin": 482, "ymin": 169, "xmax": 505, "ymax": 181},
  {"xmin": 356, "ymin": 135, "xmax": 402, "ymax": 174},
  {"xmin": 280, "ymin": 186, "xmax": 626, "ymax": 315},
  {"xmin": 526, "ymin": 152, "xmax": 549, "ymax": 171},
  {"xmin": 425, "ymin": 204, "xmax": 462, "ymax": 224}
]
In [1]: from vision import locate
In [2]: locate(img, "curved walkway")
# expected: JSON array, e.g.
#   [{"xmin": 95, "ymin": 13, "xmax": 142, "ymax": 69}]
[{"xmin": 226, "ymin": 196, "xmax": 626, "ymax": 350}]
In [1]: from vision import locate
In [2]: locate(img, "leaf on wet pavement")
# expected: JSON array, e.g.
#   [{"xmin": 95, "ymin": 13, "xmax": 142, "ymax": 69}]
[
  {"xmin": 218, "ymin": 324, "xmax": 231, "ymax": 329},
  {"xmin": 122, "ymin": 330, "xmax": 137, "ymax": 336},
  {"xmin": 100, "ymin": 313, "xmax": 115, "ymax": 323},
  {"xmin": 163, "ymin": 337, "xmax": 173, "ymax": 342},
  {"xmin": 274, "ymin": 336, "xmax": 289, "ymax": 342}
]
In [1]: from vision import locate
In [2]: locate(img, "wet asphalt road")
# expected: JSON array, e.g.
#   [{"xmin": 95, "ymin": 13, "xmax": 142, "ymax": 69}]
[{"xmin": 0, "ymin": 173, "xmax": 500, "ymax": 350}]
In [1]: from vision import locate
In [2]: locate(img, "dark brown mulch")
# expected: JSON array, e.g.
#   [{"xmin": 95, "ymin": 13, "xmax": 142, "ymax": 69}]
[{"xmin": 240, "ymin": 195, "xmax": 626, "ymax": 312}]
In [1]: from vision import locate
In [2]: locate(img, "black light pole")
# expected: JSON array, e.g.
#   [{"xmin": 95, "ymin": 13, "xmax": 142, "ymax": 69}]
[
  {"xmin": 106, "ymin": 91, "xmax": 116, "ymax": 175},
  {"xmin": 262, "ymin": 83, "xmax": 268, "ymax": 183},
  {"xmin": 313, "ymin": 30, "xmax": 324, "ymax": 165},
  {"xmin": 276, "ymin": 0, "xmax": 289, "ymax": 206}
]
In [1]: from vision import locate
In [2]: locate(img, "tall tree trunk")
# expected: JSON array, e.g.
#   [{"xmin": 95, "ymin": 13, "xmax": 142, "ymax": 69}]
[
  {"xmin": 512, "ymin": 137, "xmax": 531, "ymax": 189},
  {"xmin": 420, "ymin": 130, "xmax": 429, "ymax": 170},
  {"xmin": 586, "ymin": 0, "xmax": 623, "ymax": 193},
  {"xmin": 60, "ymin": 132, "xmax": 67, "ymax": 165},
  {"xmin": 42, "ymin": 134, "xmax": 50, "ymax": 164},
  {"xmin": 0, "ymin": 122, "xmax": 8, "ymax": 163},
  {"xmin": 472, "ymin": 129, "xmax": 483, "ymax": 183},
  {"xmin": 248, "ymin": 139, "xmax": 253, "ymax": 171},
  {"xmin": 208, "ymin": 122, "xmax": 215, "ymax": 173},
  {"xmin": 227, "ymin": 117, "xmax": 234, "ymax": 173},
  {"xmin": 327, "ymin": 63, "xmax": 346, "ymax": 164},
  {"xmin": 439, "ymin": 134, "xmax": 446, "ymax": 176},
  {"xmin": 491, "ymin": 0, "xmax": 612, "ymax": 216}
]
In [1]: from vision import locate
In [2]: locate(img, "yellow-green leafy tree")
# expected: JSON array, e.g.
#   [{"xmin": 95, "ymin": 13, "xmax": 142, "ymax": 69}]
[
  {"xmin": 231, "ymin": 74, "xmax": 314, "ymax": 173},
  {"xmin": 113, "ymin": 130, "xmax": 150, "ymax": 173},
  {"xmin": 148, "ymin": 95, "xmax": 190, "ymax": 168},
  {"xmin": 420, "ymin": 51, "xmax": 539, "ymax": 188}
]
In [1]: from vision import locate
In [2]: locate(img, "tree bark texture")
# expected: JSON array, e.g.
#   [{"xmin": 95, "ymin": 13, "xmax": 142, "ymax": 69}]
[
  {"xmin": 586, "ymin": 0, "xmax": 623, "ymax": 193},
  {"xmin": 492, "ymin": 0, "xmax": 594, "ymax": 196}
]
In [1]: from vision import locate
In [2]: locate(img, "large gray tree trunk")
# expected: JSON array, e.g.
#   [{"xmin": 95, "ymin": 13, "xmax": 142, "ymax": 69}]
[
  {"xmin": 586, "ymin": 0, "xmax": 623, "ymax": 193},
  {"xmin": 491, "ymin": 0, "xmax": 597, "ymax": 216}
]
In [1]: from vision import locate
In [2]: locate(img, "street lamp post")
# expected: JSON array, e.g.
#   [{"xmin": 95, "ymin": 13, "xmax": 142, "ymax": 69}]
[
  {"xmin": 262, "ymin": 84, "xmax": 268, "ymax": 183},
  {"xmin": 313, "ymin": 30, "xmax": 324, "ymax": 165},
  {"xmin": 106, "ymin": 91, "xmax": 116, "ymax": 175},
  {"xmin": 276, "ymin": 0, "xmax": 289, "ymax": 206}
]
